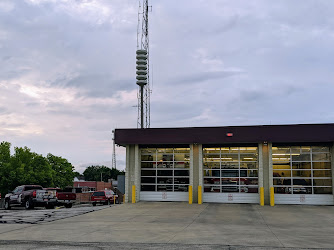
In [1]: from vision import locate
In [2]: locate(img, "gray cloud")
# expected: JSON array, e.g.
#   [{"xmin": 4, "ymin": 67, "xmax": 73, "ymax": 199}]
[{"xmin": 1, "ymin": 0, "xmax": 334, "ymax": 171}]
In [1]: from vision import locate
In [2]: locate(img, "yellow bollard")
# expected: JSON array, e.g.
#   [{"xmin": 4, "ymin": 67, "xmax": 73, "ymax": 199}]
[
  {"xmin": 260, "ymin": 187, "xmax": 264, "ymax": 206},
  {"xmin": 270, "ymin": 187, "xmax": 275, "ymax": 206},
  {"xmin": 189, "ymin": 185, "xmax": 193, "ymax": 204},
  {"xmin": 123, "ymin": 195, "xmax": 125, "ymax": 203},
  {"xmin": 198, "ymin": 186, "xmax": 202, "ymax": 204},
  {"xmin": 132, "ymin": 185, "xmax": 136, "ymax": 203}
]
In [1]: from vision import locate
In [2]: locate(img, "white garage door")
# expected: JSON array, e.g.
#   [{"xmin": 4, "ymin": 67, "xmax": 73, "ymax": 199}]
[
  {"xmin": 273, "ymin": 146, "xmax": 333, "ymax": 205},
  {"xmin": 203, "ymin": 146, "xmax": 259, "ymax": 204},
  {"xmin": 140, "ymin": 147, "xmax": 190, "ymax": 202}
]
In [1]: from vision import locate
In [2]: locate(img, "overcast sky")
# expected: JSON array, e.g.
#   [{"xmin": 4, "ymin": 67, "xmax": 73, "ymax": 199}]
[{"xmin": 1, "ymin": 0, "xmax": 334, "ymax": 172}]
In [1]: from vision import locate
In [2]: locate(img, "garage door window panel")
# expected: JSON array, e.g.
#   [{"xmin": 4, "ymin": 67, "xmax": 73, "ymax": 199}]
[
  {"xmin": 222, "ymin": 162, "xmax": 239, "ymax": 169},
  {"xmin": 141, "ymin": 162, "xmax": 154, "ymax": 168},
  {"xmin": 313, "ymin": 162, "xmax": 331, "ymax": 169},
  {"xmin": 312, "ymin": 153, "xmax": 330, "ymax": 161},
  {"xmin": 175, "ymin": 170, "xmax": 189, "ymax": 176},
  {"xmin": 205, "ymin": 154, "xmax": 221, "ymax": 162},
  {"xmin": 157, "ymin": 153, "xmax": 173, "ymax": 162},
  {"xmin": 174, "ymin": 177, "xmax": 189, "ymax": 184},
  {"xmin": 273, "ymin": 169, "xmax": 292, "ymax": 177},
  {"xmin": 141, "ymin": 170, "xmax": 156, "ymax": 176},
  {"xmin": 292, "ymin": 170, "xmax": 311, "ymax": 177},
  {"xmin": 221, "ymin": 154, "xmax": 239, "ymax": 162},
  {"xmin": 313, "ymin": 179, "xmax": 332, "ymax": 186},
  {"xmin": 273, "ymin": 146, "xmax": 332, "ymax": 195},
  {"xmin": 240, "ymin": 154, "xmax": 257, "ymax": 161},
  {"xmin": 141, "ymin": 185, "xmax": 155, "ymax": 191},
  {"xmin": 292, "ymin": 154, "xmax": 311, "ymax": 162},
  {"xmin": 203, "ymin": 170, "xmax": 220, "ymax": 177},
  {"xmin": 157, "ymin": 177, "xmax": 173, "ymax": 184},
  {"xmin": 240, "ymin": 178, "xmax": 258, "ymax": 185},
  {"xmin": 157, "ymin": 185, "xmax": 173, "ymax": 191},
  {"xmin": 203, "ymin": 178, "xmax": 215, "ymax": 184},
  {"xmin": 203, "ymin": 146, "xmax": 258, "ymax": 193},
  {"xmin": 313, "ymin": 170, "xmax": 332, "ymax": 177},
  {"xmin": 241, "ymin": 186, "xmax": 258, "ymax": 193},
  {"xmin": 240, "ymin": 162, "xmax": 258, "ymax": 169},
  {"xmin": 175, "ymin": 162, "xmax": 190, "ymax": 168},
  {"xmin": 203, "ymin": 148, "xmax": 220, "ymax": 154},
  {"xmin": 292, "ymin": 162, "xmax": 311, "ymax": 169},
  {"xmin": 292, "ymin": 179, "xmax": 312, "ymax": 186},
  {"xmin": 312, "ymin": 146, "xmax": 330, "ymax": 152},
  {"xmin": 141, "ymin": 177, "xmax": 156, "ymax": 184},
  {"xmin": 174, "ymin": 185, "xmax": 188, "ymax": 192},
  {"xmin": 205, "ymin": 162, "xmax": 220, "ymax": 169},
  {"xmin": 314, "ymin": 187, "xmax": 332, "ymax": 194},
  {"xmin": 221, "ymin": 169, "xmax": 239, "ymax": 177},
  {"xmin": 140, "ymin": 147, "xmax": 190, "ymax": 192},
  {"xmin": 157, "ymin": 170, "xmax": 173, "ymax": 176},
  {"xmin": 222, "ymin": 186, "xmax": 239, "ymax": 192},
  {"xmin": 240, "ymin": 147, "xmax": 257, "ymax": 153},
  {"xmin": 222, "ymin": 178, "xmax": 239, "ymax": 185}
]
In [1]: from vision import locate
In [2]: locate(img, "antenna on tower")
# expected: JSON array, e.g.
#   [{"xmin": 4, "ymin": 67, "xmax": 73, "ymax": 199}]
[
  {"xmin": 136, "ymin": 0, "xmax": 152, "ymax": 129},
  {"xmin": 112, "ymin": 130, "xmax": 116, "ymax": 170}
]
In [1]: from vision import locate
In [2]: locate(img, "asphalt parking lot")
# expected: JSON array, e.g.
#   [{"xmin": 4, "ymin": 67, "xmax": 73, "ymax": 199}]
[
  {"xmin": 0, "ymin": 204, "xmax": 111, "ymax": 224},
  {"xmin": 0, "ymin": 202, "xmax": 333, "ymax": 249}
]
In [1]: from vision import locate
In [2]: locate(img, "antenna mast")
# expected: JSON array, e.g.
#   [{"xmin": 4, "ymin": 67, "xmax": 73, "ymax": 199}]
[
  {"xmin": 136, "ymin": 0, "xmax": 151, "ymax": 129},
  {"xmin": 112, "ymin": 130, "xmax": 116, "ymax": 170}
]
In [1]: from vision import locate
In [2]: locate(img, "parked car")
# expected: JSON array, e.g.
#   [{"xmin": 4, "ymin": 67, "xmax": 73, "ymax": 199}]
[
  {"xmin": 91, "ymin": 190, "xmax": 118, "ymax": 206},
  {"xmin": 4, "ymin": 185, "xmax": 57, "ymax": 210},
  {"xmin": 45, "ymin": 188, "xmax": 76, "ymax": 208}
]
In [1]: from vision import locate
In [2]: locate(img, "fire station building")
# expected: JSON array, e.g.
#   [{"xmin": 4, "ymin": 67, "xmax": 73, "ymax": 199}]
[{"xmin": 114, "ymin": 123, "xmax": 334, "ymax": 205}]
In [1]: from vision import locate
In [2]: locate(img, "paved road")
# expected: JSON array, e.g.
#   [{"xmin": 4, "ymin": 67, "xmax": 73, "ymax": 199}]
[{"xmin": 0, "ymin": 202, "xmax": 333, "ymax": 249}]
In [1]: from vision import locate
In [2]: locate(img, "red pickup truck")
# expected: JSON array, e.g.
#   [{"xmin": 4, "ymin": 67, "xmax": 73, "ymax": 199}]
[
  {"xmin": 45, "ymin": 188, "xmax": 76, "ymax": 208},
  {"xmin": 4, "ymin": 185, "xmax": 57, "ymax": 210}
]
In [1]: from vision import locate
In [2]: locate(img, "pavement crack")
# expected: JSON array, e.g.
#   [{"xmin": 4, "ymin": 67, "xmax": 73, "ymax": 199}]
[
  {"xmin": 255, "ymin": 205, "xmax": 285, "ymax": 248},
  {"xmin": 167, "ymin": 204, "xmax": 209, "ymax": 243}
]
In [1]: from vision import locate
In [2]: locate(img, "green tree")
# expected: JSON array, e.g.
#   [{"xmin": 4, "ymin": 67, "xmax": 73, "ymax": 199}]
[
  {"xmin": 11, "ymin": 146, "xmax": 54, "ymax": 188},
  {"xmin": 74, "ymin": 171, "xmax": 84, "ymax": 179},
  {"xmin": 47, "ymin": 154, "xmax": 75, "ymax": 188},
  {"xmin": 0, "ymin": 141, "xmax": 12, "ymax": 195},
  {"xmin": 83, "ymin": 165, "xmax": 124, "ymax": 182},
  {"xmin": 0, "ymin": 141, "xmax": 76, "ymax": 195}
]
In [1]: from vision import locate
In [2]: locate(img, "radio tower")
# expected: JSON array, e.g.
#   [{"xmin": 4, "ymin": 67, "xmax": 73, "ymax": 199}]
[
  {"xmin": 136, "ymin": 0, "xmax": 151, "ymax": 129},
  {"xmin": 112, "ymin": 130, "xmax": 116, "ymax": 170}
]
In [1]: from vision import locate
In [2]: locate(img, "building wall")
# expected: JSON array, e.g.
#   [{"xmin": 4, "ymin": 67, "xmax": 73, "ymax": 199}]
[
  {"xmin": 96, "ymin": 182, "xmax": 112, "ymax": 191},
  {"xmin": 125, "ymin": 145, "xmax": 136, "ymax": 203},
  {"xmin": 73, "ymin": 181, "xmax": 97, "ymax": 188},
  {"xmin": 73, "ymin": 181, "xmax": 112, "ymax": 191},
  {"xmin": 117, "ymin": 175, "xmax": 125, "ymax": 194},
  {"xmin": 332, "ymin": 143, "xmax": 334, "ymax": 199},
  {"xmin": 191, "ymin": 144, "xmax": 201, "ymax": 203},
  {"xmin": 76, "ymin": 193, "xmax": 91, "ymax": 203}
]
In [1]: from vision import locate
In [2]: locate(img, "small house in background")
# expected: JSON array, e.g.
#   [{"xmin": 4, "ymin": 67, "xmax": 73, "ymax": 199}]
[
  {"xmin": 73, "ymin": 181, "xmax": 112, "ymax": 193},
  {"xmin": 73, "ymin": 180, "xmax": 113, "ymax": 203}
]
